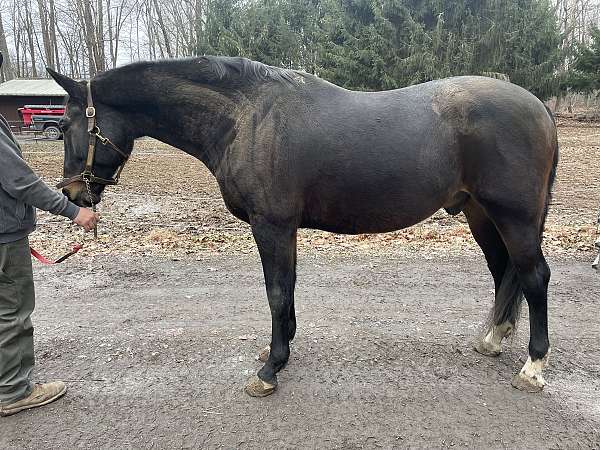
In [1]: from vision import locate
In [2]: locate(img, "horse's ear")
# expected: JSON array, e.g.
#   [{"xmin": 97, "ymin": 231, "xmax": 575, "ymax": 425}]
[{"xmin": 47, "ymin": 68, "xmax": 85, "ymax": 102}]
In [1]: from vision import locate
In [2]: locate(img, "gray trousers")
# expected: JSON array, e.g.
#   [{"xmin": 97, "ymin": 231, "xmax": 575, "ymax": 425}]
[{"xmin": 0, "ymin": 237, "xmax": 34, "ymax": 404}]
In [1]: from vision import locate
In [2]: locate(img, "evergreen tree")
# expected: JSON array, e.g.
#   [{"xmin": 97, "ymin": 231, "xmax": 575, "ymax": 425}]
[
  {"xmin": 564, "ymin": 26, "xmax": 600, "ymax": 94},
  {"xmin": 194, "ymin": 0, "xmax": 563, "ymax": 99}
]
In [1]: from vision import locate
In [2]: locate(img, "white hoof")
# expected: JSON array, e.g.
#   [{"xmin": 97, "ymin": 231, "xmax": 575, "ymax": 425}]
[
  {"xmin": 512, "ymin": 372, "xmax": 545, "ymax": 392},
  {"xmin": 511, "ymin": 353, "xmax": 550, "ymax": 393},
  {"xmin": 474, "ymin": 322, "xmax": 513, "ymax": 357}
]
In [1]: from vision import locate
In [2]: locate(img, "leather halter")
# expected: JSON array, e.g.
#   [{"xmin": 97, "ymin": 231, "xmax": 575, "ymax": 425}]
[{"xmin": 56, "ymin": 82, "xmax": 129, "ymax": 190}]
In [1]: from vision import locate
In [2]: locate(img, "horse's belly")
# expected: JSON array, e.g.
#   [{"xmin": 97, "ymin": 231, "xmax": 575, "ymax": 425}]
[
  {"xmin": 301, "ymin": 189, "xmax": 446, "ymax": 234},
  {"xmin": 302, "ymin": 213, "xmax": 434, "ymax": 234}
]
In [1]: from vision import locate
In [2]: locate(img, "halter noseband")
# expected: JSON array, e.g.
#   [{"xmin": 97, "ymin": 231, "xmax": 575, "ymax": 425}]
[{"xmin": 56, "ymin": 82, "xmax": 129, "ymax": 190}]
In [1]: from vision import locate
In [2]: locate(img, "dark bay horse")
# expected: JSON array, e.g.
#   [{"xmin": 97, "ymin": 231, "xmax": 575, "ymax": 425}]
[{"xmin": 48, "ymin": 56, "xmax": 558, "ymax": 396}]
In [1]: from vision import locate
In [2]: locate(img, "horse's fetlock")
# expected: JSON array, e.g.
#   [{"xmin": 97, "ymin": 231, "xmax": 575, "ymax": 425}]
[{"xmin": 529, "ymin": 340, "xmax": 550, "ymax": 361}]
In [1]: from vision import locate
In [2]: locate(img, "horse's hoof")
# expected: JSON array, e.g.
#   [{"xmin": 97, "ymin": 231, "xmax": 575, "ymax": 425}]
[
  {"xmin": 511, "ymin": 372, "xmax": 545, "ymax": 393},
  {"xmin": 244, "ymin": 375, "xmax": 277, "ymax": 397},
  {"xmin": 473, "ymin": 339, "xmax": 502, "ymax": 357},
  {"xmin": 474, "ymin": 323, "xmax": 513, "ymax": 357},
  {"xmin": 257, "ymin": 345, "xmax": 270, "ymax": 362}
]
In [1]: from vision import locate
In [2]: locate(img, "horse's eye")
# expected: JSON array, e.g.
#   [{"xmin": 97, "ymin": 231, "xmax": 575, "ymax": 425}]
[{"xmin": 58, "ymin": 118, "xmax": 69, "ymax": 131}]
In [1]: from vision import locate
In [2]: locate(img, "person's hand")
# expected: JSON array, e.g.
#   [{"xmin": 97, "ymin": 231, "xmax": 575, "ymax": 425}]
[{"xmin": 73, "ymin": 208, "xmax": 100, "ymax": 231}]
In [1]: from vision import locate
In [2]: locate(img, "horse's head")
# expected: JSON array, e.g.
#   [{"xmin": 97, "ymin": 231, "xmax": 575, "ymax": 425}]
[{"xmin": 47, "ymin": 69, "xmax": 134, "ymax": 207}]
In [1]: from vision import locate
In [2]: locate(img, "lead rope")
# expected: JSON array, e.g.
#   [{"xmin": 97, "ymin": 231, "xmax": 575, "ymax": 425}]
[
  {"xmin": 84, "ymin": 177, "xmax": 98, "ymax": 239},
  {"xmin": 29, "ymin": 180, "xmax": 95, "ymax": 265}
]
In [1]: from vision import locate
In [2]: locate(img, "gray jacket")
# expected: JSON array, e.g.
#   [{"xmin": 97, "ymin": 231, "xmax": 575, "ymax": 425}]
[{"xmin": 0, "ymin": 115, "xmax": 79, "ymax": 244}]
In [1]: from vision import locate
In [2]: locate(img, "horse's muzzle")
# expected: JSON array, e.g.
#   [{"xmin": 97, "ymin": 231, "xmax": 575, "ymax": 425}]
[{"xmin": 62, "ymin": 182, "xmax": 99, "ymax": 207}]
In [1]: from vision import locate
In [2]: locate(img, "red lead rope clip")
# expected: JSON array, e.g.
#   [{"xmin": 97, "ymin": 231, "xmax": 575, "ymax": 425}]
[{"xmin": 30, "ymin": 244, "xmax": 84, "ymax": 265}]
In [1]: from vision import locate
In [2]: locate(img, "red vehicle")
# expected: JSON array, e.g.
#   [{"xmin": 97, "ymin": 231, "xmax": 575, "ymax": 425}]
[{"xmin": 18, "ymin": 105, "xmax": 64, "ymax": 127}]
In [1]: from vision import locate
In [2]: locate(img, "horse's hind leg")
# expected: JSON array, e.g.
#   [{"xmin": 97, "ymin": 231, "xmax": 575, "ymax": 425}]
[
  {"xmin": 483, "ymin": 210, "xmax": 551, "ymax": 392},
  {"xmin": 464, "ymin": 201, "xmax": 522, "ymax": 357},
  {"xmin": 245, "ymin": 220, "xmax": 297, "ymax": 397}
]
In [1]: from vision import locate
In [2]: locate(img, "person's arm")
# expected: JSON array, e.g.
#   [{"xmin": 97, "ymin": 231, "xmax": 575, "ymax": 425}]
[
  {"xmin": 0, "ymin": 119, "xmax": 99, "ymax": 231},
  {"xmin": 0, "ymin": 124, "xmax": 80, "ymax": 219}
]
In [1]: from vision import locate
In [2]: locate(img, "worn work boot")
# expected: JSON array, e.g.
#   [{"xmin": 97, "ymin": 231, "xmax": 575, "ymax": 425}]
[{"xmin": 0, "ymin": 382, "xmax": 66, "ymax": 417}]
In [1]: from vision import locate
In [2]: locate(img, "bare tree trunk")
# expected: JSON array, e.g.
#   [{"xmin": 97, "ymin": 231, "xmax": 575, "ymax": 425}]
[
  {"xmin": 96, "ymin": 0, "xmax": 106, "ymax": 71},
  {"xmin": 106, "ymin": 0, "xmax": 131, "ymax": 68},
  {"xmin": 152, "ymin": 0, "xmax": 173, "ymax": 57},
  {"xmin": 135, "ymin": 5, "xmax": 141, "ymax": 61},
  {"xmin": 555, "ymin": 94, "xmax": 563, "ymax": 112},
  {"xmin": 0, "ymin": 9, "xmax": 15, "ymax": 80},
  {"xmin": 194, "ymin": 0, "xmax": 203, "ymax": 55},
  {"xmin": 107, "ymin": 0, "xmax": 115, "ymax": 67},
  {"xmin": 24, "ymin": 0, "xmax": 38, "ymax": 77},
  {"xmin": 54, "ymin": 4, "xmax": 78, "ymax": 78},
  {"xmin": 144, "ymin": 2, "xmax": 157, "ymax": 59},
  {"xmin": 49, "ymin": 0, "xmax": 60, "ymax": 72},
  {"xmin": 36, "ymin": 0, "xmax": 55, "ymax": 69},
  {"xmin": 11, "ymin": 1, "xmax": 21, "ymax": 77},
  {"xmin": 77, "ymin": 0, "xmax": 99, "ymax": 75},
  {"xmin": 567, "ymin": 93, "xmax": 574, "ymax": 113}
]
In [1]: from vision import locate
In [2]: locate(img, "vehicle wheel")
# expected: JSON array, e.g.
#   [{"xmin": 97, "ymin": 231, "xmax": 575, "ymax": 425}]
[{"xmin": 44, "ymin": 125, "xmax": 62, "ymax": 140}]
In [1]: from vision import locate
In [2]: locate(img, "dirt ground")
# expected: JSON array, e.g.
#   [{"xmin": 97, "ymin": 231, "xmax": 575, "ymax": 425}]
[
  {"xmin": 1, "ymin": 120, "xmax": 599, "ymax": 448},
  {"xmin": 1, "ymin": 255, "xmax": 599, "ymax": 449}
]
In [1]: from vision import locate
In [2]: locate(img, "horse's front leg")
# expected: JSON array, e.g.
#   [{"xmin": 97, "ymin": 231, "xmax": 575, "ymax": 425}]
[
  {"xmin": 245, "ymin": 220, "xmax": 297, "ymax": 397},
  {"xmin": 256, "ymin": 299, "xmax": 296, "ymax": 363}
]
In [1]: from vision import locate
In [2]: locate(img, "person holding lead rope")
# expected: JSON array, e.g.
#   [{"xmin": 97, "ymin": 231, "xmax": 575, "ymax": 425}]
[{"xmin": 0, "ymin": 53, "xmax": 99, "ymax": 417}]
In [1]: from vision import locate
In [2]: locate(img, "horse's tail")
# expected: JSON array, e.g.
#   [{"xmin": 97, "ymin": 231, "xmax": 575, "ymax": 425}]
[
  {"xmin": 491, "ymin": 260, "xmax": 524, "ymax": 327},
  {"xmin": 491, "ymin": 105, "xmax": 559, "ymax": 328},
  {"xmin": 541, "ymin": 104, "xmax": 559, "ymax": 241}
]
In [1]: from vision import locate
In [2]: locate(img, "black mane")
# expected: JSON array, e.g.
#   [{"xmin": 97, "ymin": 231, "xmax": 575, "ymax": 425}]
[
  {"xmin": 196, "ymin": 56, "xmax": 299, "ymax": 86},
  {"xmin": 95, "ymin": 55, "xmax": 300, "ymax": 89}
]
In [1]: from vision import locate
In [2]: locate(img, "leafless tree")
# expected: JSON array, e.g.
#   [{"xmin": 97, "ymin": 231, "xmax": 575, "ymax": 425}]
[
  {"xmin": 36, "ymin": 0, "xmax": 55, "ymax": 69},
  {"xmin": 0, "ymin": 0, "xmax": 597, "ymax": 83},
  {"xmin": 0, "ymin": 5, "xmax": 15, "ymax": 80},
  {"xmin": 23, "ymin": 0, "xmax": 38, "ymax": 77}
]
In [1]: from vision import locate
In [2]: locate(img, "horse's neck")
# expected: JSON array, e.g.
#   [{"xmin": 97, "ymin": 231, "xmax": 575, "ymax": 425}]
[{"xmin": 135, "ymin": 92, "xmax": 240, "ymax": 175}]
